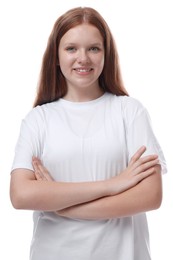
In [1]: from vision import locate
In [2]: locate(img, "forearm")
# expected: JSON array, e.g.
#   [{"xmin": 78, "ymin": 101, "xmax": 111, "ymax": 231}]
[
  {"xmin": 10, "ymin": 148, "xmax": 160, "ymax": 212},
  {"xmin": 58, "ymin": 168, "xmax": 162, "ymax": 219},
  {"xmin": 10, "ymin": 169, "xmax": 108, "ymax": 211}
]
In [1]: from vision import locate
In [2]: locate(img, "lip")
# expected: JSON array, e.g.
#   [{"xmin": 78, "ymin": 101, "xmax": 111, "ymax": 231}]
[{"xmin": 73, "ymin": 68, "xmax": 93, "ymax": 74}]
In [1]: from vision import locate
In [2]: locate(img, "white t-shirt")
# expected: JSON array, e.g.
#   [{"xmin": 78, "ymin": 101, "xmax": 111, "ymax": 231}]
[{"xmin": 12, "ymin": 93, "xmax": 167, "ymax": 260}]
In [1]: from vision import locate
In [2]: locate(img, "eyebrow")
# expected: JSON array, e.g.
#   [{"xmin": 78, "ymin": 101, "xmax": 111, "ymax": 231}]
[{"xmin": 64, "ymin": 42, "xmax": 103, "ymax": 47}]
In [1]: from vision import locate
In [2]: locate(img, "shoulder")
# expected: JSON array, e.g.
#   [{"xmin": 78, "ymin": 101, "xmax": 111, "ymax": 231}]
[
  {"xmin": 23, "ymin": 101, "xmax": 59, "ymax": 125},
  {"xmin": 121, "ymin": 95, "xmax": 146, "ymax": 115},
  {"xmin": 106, "ymin": 93, "xmax": 149, "ymax": 125},
  {"xmin": 120, "ymin": 96, "xmax": 150, "ymax": 127},
  {"xmin": 105, "ymin": 93, "xmax": 146, "ymax": 113}
]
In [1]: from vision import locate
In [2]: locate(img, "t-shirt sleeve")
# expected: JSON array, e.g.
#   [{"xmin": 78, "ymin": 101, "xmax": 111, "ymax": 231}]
[
  {"xmin": 122, "ymin": 97, "xmax": 167, "ymax": 174},
  {"xmin": 11, "ymin": 107, "xmax": 44, "ymax": 172}
]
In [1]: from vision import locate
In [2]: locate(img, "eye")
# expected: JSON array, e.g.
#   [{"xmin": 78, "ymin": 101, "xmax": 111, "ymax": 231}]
[
  {"xmin": 89, "ymin": 47, "xmax": 100, "ymax": 52},
  {"xmin": 65, "ymin": 46, "xmax": 76, "ymax": 52}
]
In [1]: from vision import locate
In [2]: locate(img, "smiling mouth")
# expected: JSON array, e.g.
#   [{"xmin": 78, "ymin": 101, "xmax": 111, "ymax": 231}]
[{"xmin": 74, "ymin": 68, "xmax": 93, "ymax": 72}]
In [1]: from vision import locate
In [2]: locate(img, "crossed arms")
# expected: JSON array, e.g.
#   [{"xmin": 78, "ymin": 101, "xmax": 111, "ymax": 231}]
[{"xmin": 10, "ymin": 146, "xmax": 162, "ymax": 220}]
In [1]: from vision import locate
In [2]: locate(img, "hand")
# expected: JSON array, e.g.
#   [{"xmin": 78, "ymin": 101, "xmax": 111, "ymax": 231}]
[
  {"xmin": 32, "ymin": 157, "xmax": 54, "ymax": 181},
  {"xmin": 107, "ymin": 146, "xmax": 159, "ymax": 195}
]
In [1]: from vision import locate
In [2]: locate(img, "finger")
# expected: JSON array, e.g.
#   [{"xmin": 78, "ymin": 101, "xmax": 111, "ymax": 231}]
[
  {"xmin": 32, "ymin": 158, "xmax": 47, "ymax": 180},
  {"xmin": 134, "ymin": 158, "xmax": 159, "ymax": 175},
  {"xmin": 33, "ymin": 158, "xmax": 54, "ymax": 181},
  {"xmin": 133, "ymin": 155, "xmax": 159, "ymax": 171},
  {"xmin": 32, "ymin": 157, "xmax": 40, "ymax": 171},
  {"xmin": 35, "ymin": 170, "xmax": 45, "ymax": 181},
  {"xmin": 139, "ymin": 154, "xmax": 158, "ymax": 163},
  {"xmin": 32, "ymin": 160, "xmax": 40, "ymax": 174},
  {"xmin": 32, "ymin": 157, "xmax": 54, "ymax": 181},
  {"xmin": 129, "ymin": 146, "xmax": 146, "ymax": 165},
  {"xmin": 32, "ymin": 160, "xmax": 45, "ymax": 180},
  {"xmin": 133, "ymin": 146, "xmax": 146, "ymax": 160},
  {"xmin": 36, "ymin": 163, "xmax": 54, "ymax": 181},
  {"xmin": 135, "ymin": 167, "xmax": 156, "ymax": 183},
  {"xmin": 129, "ymin": 146, "xmax": 159, "ymax": 167}
]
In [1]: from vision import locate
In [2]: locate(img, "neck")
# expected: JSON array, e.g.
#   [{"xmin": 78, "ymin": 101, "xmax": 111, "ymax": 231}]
[{"xmin": 63, "ymin": 87, "xmax": 104, "ymax": 102}]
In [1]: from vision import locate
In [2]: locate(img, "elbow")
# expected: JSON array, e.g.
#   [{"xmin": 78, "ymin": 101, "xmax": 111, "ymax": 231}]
[
  {"xmin": 148, "ymin": 166, "xmax": 163, "ymax": 211},
  {"xmin": 149, "ymin": 179, "xmax": 163, "ymax": 211},
  {"xmin": 151, "ymin": 190, "xmax": 162, "ymax": 210},
  {"xmin": 10, "ymin": 169, "xmax": 35, "ymax": 210},
  {"xmin": 10, "ymin": 198, "xmax": 21, "ymax": 210},
  {"xmin": 10, "ymin": 189, "xmax": 26, "ymax": 210},
  {"xmin": 10, "ymin": 181, "xmax": 30, "ymax": 210}
]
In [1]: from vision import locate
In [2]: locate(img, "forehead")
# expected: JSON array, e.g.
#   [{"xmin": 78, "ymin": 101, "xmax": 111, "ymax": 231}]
[{"xmin": 60, "ymin": 24, "xmax": 103, "ymax": 45}]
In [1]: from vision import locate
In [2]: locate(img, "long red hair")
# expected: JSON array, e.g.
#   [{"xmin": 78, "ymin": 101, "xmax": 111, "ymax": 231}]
[{"xmin": 33, "ymin": 7, "xmax": 128, "ymax": 107}]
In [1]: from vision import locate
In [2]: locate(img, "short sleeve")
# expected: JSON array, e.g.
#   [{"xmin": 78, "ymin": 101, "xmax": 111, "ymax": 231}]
[
  {"xmin": 122, "ymin": 96, "xmax": 167, "ymax": 174},
  {"xmin": 11, "ymin": 107, "xmax": 45, "ymax": 172}
]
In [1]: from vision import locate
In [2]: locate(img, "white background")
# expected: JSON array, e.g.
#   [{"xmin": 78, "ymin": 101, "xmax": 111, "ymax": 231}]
[{"xmin": 0, "ymin": 0, "xmax": 172, "ymax": 259}]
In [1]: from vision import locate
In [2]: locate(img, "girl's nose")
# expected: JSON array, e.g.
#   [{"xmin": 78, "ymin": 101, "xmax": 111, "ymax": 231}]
[{"xmin": 77, "ymin": 50, "xmax": 90, "ymax": 64}]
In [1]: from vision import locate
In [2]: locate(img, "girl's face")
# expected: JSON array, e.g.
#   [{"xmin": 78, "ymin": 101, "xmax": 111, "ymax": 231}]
[{"xmin": 58, "ymin": 23, "xmax": 105, "ymax": 101}]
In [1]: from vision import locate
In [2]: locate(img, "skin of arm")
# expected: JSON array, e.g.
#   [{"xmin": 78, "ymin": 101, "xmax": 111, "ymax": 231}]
[
  {"xmin": 10, "ymin": 169, "xmax": 109, "ymax": 211},
  {"xmin": 10, "ymin": 146, "xmax": 159, "ymax": 213},
  {"xmin": 57, "ymin": 165, "xmax": 162, "ymax": 219}
]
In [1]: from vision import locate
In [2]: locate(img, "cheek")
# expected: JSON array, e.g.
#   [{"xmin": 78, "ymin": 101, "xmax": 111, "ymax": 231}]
[
  {"xmin": 96, "ymin": 56, "xmax": 104, "ymax": 72},
  {"xmin": 59, "ymin": 55, "xmax": 74, "ymax": 71}
]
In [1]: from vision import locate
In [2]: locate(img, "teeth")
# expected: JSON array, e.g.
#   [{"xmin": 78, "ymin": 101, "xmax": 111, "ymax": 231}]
[{"xmin": 76, "ymin": 68, "xmax": 91, "ymax": 72}]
